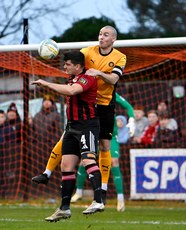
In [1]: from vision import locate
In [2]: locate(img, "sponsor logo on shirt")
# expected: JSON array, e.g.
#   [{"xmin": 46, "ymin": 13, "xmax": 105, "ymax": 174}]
[{"xmin": 79, "ymin": 78, "xmax": 87, "ymax": 85}]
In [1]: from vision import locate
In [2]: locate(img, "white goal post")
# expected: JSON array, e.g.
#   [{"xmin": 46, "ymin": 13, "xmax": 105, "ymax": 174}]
[{"xmin": 0, "ymin": 37, "xmax": 186, "ymax": 52}]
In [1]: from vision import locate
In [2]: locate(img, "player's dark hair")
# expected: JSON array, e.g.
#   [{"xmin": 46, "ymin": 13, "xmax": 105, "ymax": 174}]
[{"xmin": 63, "ymin": 51, "xmax": 85, "ymax": 67}]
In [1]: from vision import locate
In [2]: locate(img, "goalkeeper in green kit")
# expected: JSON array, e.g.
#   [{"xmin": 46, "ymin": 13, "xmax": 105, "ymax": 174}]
[{"xmin": 71, "ymin": 93, "xmax": 135, "ymax": 212}]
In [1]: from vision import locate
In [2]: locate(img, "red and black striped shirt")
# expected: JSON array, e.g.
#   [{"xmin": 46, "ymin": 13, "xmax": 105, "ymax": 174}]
[{"xmin": 66, "ymin": 73, "xmax": 97, "ymax": 121}]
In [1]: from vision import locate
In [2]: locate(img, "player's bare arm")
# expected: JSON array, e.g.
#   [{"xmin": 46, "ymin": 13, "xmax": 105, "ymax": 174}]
[
  {"xmin": 31, "ymin": 79, "xmax": 83, "ymax": 96},
  {"xmin": 85, "ymin": 68, "xmax": 119, "ymax": 85}
]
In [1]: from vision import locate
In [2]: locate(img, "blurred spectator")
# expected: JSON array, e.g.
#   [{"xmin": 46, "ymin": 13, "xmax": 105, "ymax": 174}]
[
  {"xmin": 133, "ymin": 110, "xmax": 159, "ymax": 145},
  {"xmin": 154, "ymin": 111, "xmax": 180, "ymax": 145},
  {"xmin": 180, "ymin": 120, "xmax": 186, "ymax": 146},
  {"xmin": 157, "ymin": 100, "xmax": 179, "ymax": 132},
  {"xmin": 157, "ymin": 100, "xmax": 178, "ymax": 127},
  {"xmin": 6, "ymin": 102, "xmax": 22, "ymax": 143},
  {"xmin": 28, "ymin": 113, "xmax": 34, "ymax": 127},
  {"xmin": 132, "ymin": 105, "xmax": 148, "ymax": 144},
  {"xmin": 33, "ymin": 94, "xmax": 63, "ymax": 149},
  {"xmin": 0, "ymin": 109, "xmax": 10, "ymax": 197},
  {"xmin": 116, "ymin": 115, "xmax": 130, "ymax": 144},
  {"xmin": 157, "ymin": 100, "xmax": 169, "ymax": 114},
  {"xmin": 0, "ymin": 110, "xmax": 12, "ymax": 144},
  {"xmin": 28, "ymin": 113, "xmax": 35, "ymax": 143},
  {"xmin": 159, "ymin": 111, "xmax": 178, "ymax": 131}
]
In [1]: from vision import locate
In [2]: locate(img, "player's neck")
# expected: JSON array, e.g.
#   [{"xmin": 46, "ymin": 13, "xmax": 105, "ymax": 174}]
[
  {"xmin": 99, "ymin": 47, "xmax": 113, "ymax": 55},
  {"xmin": 75, "ymin": 68, "xmax": 84, "ymax": 76}
]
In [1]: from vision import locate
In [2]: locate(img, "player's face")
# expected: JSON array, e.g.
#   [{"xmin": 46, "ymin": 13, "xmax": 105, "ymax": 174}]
[
  {"xmin": 98, "ymin": 28, "xmax": 116, "ymax": 50},
  {"xmin": 64, "ymin": 60, "xmax": 78, "ymax": 75}
]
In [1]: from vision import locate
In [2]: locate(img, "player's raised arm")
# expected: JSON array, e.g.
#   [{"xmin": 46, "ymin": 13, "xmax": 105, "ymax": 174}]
[
  {"xmin": 85, "ymin": 68, "xmax": 119, "ymax": 85},
  {"xmin": 31, "ymin": 79, "xmax": 83, "ymax": 96}
]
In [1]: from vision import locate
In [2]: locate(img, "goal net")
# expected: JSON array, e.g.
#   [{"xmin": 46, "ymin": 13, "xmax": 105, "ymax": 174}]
[{"xmin": 0, "ymin": 38, "xmax": 186, "ymax": 202}]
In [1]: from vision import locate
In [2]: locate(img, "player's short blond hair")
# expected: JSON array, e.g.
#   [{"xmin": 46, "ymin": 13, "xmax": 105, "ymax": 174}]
[{"xmin": 101, "ymin": 25, "xmax": 117, "ymax": 38}]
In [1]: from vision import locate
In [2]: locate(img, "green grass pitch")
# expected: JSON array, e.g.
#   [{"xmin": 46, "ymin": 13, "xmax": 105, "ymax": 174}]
[{"xmin": 0, "ymin": 200, "xmax": 186, "ymax": 230}]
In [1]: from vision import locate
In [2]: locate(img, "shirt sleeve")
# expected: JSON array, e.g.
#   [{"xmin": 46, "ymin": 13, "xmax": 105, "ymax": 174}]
[
  {"xmin": 116, "ymin": 93, "xmax": 134, "ymax": 118},
  {"xmin": 112, "ymin": 54, "xmax": 127, "ymax": 76},
  {"xmin": 80, "ymin": 47, "xmax": 88, "ymax": 56},
  {"xmin": 76, "ymin": 75, "xmax": 96, "ymax": 91}
]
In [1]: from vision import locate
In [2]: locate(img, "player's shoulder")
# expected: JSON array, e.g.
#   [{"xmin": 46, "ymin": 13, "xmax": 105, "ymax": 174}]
[
  {"xmin": 81, "ymin": 45, "xmax": 99, "ymax": 52},
  {"xmin": 78, "ymin": 73, "xmax": 96, "ymax": 83},
  {"xmin": 81, "ymin": 46, "xmax": 99, "ymax": 57},
  {"xmin": 113, "ymin": 48, "xmax": 126, "ymax": 57}
]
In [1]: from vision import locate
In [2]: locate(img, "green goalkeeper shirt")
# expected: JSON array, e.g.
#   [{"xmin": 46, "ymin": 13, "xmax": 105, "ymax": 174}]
[{"xmin": 112, "ymin": 93, "xmax": 134, "ymax": 137}]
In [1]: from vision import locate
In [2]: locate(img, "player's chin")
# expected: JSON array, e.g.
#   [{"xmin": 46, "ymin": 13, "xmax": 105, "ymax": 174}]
[
  {"xmin": 99, "ymin": 43, "xmax": 109, "ymax": 50},
  {"xmin": 99, "ymin": 41, "xmax": 104, "ymax": 46},
  {"xmin": 66, "ymin": 70, "xmax": 71, "ymax": 75}
]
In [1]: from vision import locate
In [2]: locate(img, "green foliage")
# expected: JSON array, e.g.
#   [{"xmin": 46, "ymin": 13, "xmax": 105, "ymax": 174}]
[
  {"xmin": 51, "ymin": 1, "xmax": 186, "ymax": 41},
  {"xmin": 127, "ymin": 0, "xmax": 186, "ymax": 38}
]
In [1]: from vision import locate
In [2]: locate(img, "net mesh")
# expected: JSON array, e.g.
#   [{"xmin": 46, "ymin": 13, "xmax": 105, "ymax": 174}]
[{"xmin": 0, "ymin": 44, "xmax": 186, "ymax": 201}]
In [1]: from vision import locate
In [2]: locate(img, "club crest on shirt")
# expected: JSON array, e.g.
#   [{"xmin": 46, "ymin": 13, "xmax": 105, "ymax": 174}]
[
  {"xmin": 79, "ymin": 78, "xmax": 87, "ymax": 85},
  {"xmin": 72, "ymin": 76, "xmax": 79, "ymax": 82},
  {"xmin": 109, "ymin": 62, "xmax": 114, "ymax": 67}
]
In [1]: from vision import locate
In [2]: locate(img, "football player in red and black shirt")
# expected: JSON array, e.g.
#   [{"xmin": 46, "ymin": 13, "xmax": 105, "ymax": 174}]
[{"xmin": 32, "ymin": 51, "xmax": 104, "ymax": 221}]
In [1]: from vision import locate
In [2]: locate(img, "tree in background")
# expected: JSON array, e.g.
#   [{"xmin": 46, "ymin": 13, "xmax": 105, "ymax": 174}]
[
  {"xmin": 53, "ymin": 16, "xmax": 133, "ymax": 42},
  {"xmin": 54, "ymin": 0, "xmax": 186, "ymax": 42},
  {"xmin": 126, "ymin": 0, "xmax": 186, "ymax": 38},
  {"xmin": 0, "ymin": 0, "xmax": 74, "ymax": 43},
  {"xmin": 1, "ymin": 0, "xmax": 185, "ymax": 44}
]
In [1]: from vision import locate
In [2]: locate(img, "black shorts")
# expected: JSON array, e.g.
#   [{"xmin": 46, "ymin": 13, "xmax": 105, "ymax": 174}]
[
  {"xmin": 97, "ymin": 105, "xmax": 115, "ymax": 140},
  {"xmin": 62, "ymin": 118, "xmax": 100, "ymax": 158}
]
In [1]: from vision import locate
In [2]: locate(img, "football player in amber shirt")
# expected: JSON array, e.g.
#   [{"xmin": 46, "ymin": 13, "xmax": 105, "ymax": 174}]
[
  {"xmin": 80, "ymin": 26, "xmax": 126, "ymax": 203},
  {"xmin": 32, "ymin": 25, "xmax": 127, "ymax": 205}
]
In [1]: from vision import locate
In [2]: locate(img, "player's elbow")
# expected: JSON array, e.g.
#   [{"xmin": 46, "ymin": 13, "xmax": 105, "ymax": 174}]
[
  {"xmin": 112, "ymin": 79, "xmax": 119, "ymax": 85},
  {"xmin": 66, "ymin": 86, "xmax": 83, "ymax": 96},
  {"xmin": 68, "ymin": 90, "xmax": 77, "ymax": 96},
  {"xmin": 71, "ymin": 85, "xmax": 83, "ymax": 95},
  {"xmin": 64, "ymin": 88, "xmax": 76, "ymax": 96},
  {"xmin": 108, "ymin": 74, "xmax": 119, "ymax": 85}
]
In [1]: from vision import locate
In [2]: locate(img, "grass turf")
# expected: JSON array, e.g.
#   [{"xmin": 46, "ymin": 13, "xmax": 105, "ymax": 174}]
[{"xmin": 0, "ymin": 200, "xmax": 186, "ymax": 230}]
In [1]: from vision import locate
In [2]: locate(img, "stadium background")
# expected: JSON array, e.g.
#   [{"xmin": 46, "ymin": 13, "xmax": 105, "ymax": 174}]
[{"xmin": 0, "ymin": 43, "xmax": 186, "ymax": 202}]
